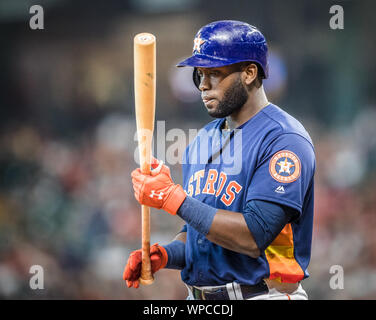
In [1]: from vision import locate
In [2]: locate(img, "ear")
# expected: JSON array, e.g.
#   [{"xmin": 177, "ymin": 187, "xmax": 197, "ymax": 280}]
[{"xmin": 242, "ymin": 63, "xmax": 258, "ymax": 86}]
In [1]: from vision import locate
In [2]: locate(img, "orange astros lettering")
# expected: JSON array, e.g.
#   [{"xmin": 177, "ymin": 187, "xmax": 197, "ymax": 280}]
[
  {"xmin": 194, "ymin": 170, "xmax": 205, "ymax": 195},
  {"xmin": 220, "ymin": 181, "xmax": 242, "ymax": 206},
  {"xmin": 202, "ymin": 169, "xmax": 218, "ymax": 195},
  {"xmin": 185, "ymin": 170, "xmax": 242, "ymax": 206},
  {"xmin": 215, "ymin": 172, "xmax": 227, "ymax": 197}
]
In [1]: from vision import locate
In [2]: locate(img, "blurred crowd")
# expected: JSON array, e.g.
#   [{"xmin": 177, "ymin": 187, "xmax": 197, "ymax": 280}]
[
  {"xmin": 307, "ymin": 108, "xmax": 376, "ymax": 299},
  {"xmin": 0, "ymin": 0, "xmax": 375, "ymax": 299},
  {"xmin": 0, "ymin": 114, "xmax": 188, "ymax": 299}
]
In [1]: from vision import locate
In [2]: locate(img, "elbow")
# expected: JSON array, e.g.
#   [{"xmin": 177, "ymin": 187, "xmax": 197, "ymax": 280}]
[
  {"xmin": 238, "ymin": 241, "xmax": 261, "ymax": 259},
  {"xmin": 247, "ymin": 246, "xmax": 261, "ymax": 259},
  {"xmin": 250, "ymin": 248, "xmax": 261, "ymax": 259},
  {"xmin": 241, "ymin": 231, "xmax": 261, "ymax": 258}
]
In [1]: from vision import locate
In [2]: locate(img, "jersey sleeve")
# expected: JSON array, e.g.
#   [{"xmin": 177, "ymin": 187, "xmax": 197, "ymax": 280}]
[
  {"xmin": 243, "ymin": 199, "xmax": 296, "ymax": 251},
  {"xmin": 245, "ymin": 133, "xmax": 315, "ymax": 215}
]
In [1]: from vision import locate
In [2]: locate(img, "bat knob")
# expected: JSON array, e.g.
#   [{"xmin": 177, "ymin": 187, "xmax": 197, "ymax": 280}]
[
  {"xmin": 135, "ymin": 33, "xmax": 156, "ymax": 45},
  {"xmin": 139, "ymin": 276, "xmax": 154, "ymax": 286}
]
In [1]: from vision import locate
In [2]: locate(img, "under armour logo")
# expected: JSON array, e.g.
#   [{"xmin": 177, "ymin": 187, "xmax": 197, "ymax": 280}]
[{"xmin": 150, "ymin": 190, "xmax": 164, "ymax": 199}]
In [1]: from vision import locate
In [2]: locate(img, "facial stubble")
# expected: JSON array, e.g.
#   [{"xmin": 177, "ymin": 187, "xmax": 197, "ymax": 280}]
[{"xmin": 208, "ymin": 76, "xmax": 248, "ymax": 119}]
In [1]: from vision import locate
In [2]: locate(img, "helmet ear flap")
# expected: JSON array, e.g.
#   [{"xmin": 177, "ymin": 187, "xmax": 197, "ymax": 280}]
[{"xmin": 192, "ymin": 67, "xmax": 200, "ymax": 90}]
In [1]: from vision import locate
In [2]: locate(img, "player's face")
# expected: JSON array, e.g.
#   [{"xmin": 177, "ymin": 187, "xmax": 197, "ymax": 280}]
[{"xmin": 197, "ymin": 65, "xmax": 248, "ymax": 118}]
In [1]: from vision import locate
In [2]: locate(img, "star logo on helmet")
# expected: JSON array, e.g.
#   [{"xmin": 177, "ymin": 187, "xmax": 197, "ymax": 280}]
[{"xmin": 193, "ymin": 34, "xmax": 205, "ymax": 53}]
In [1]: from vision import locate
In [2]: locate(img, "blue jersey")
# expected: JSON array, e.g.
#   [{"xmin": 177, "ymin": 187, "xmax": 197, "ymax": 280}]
[{"xmin": 180, "ymin": 103, "xmax": 315, "ymax": 286}]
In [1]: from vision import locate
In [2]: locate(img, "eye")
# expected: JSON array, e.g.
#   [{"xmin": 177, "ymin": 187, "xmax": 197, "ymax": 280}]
[{"xmin": 209, "ymin": 70, "xmax": 220, "ymax": 76}]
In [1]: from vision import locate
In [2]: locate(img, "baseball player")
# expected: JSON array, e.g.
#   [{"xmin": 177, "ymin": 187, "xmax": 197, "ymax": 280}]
[{"xmin": 123, "ymin": 20, "xmax": 315, "ymax": 300}]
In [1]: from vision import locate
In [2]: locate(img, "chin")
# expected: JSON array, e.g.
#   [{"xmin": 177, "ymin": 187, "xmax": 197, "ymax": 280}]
[
  {"xmin": 206, "ymin": 107, "xmax": 220, "ymax": 118},
  {"xmin": 207, "ymin": 111, "xmax": 228, "ymax": 119},
  {"xmin": 207, "ymin": 106, "xmax": 234, "ymax": 118}
]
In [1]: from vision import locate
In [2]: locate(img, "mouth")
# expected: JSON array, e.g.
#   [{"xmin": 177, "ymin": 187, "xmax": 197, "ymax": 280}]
[{"xmin": 202, "ymin": 97, "xmax": 217, "ymax": 107}]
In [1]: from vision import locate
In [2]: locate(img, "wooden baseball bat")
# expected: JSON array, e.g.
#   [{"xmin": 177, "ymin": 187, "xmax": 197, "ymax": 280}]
[{"xmin": 134, "ymin": 33, "xmax": 156, "ymax": 285}]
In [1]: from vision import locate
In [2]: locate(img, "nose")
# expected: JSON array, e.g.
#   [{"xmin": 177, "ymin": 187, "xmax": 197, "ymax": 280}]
[{"xmin": 199, "ymin": 74, "xmax": 211, "ymax": 91}]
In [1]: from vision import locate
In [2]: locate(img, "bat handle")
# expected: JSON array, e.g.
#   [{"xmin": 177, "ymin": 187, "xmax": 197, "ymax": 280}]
[{"xmin": 139, "ymin": 205, "xmax": 154, "ymax": 285}]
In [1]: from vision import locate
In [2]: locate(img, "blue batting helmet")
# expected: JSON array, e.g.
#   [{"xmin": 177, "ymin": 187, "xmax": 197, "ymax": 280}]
[{"xmin": 177, "ymin": 20, "xmax": 269, "ymax": 88}]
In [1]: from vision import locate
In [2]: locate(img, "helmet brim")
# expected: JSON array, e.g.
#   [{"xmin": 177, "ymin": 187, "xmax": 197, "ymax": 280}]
[
  {"xmin": 176, "ymin": 54, "xmax": 269, "ymax": 78},
  {"xmin": 176, "ymin": 54, "xmax": 242, "ymax": 68}
]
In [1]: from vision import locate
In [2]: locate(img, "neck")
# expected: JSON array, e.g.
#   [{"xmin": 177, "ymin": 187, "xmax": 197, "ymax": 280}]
[{"xmin": 226, "ymin": 86, "xmax": 269, "ymax": 130}]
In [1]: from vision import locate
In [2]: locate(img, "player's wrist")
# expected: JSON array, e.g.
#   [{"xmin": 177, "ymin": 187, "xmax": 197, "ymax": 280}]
[
  {"xmin": 163, "ymin": 184, "xmax": 187, "ymax": 215},
  {"xmin": 177, "ymin": 196, "xmax": 217, "ymax": 236},
  {"xmin": 163, "ymin": 240, "xmax": 186, "ymax": 270},
  {"xmin": 156, "ymin": 244, "xmax": 169, "ymax": 269}
]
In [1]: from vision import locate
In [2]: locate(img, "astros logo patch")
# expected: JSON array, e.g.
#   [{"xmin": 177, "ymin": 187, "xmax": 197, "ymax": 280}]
[{"xmin": 269, "ymin": 150, "xmax": 301, "ymax": 183}]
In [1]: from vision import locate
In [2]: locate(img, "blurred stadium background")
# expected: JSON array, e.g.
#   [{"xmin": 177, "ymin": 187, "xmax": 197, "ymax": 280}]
[{"xmin": 0, "ymin": 0, "xmax": 375, "ymax": 299}]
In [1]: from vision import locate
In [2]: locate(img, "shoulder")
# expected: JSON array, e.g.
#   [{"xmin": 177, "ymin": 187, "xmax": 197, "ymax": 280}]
[
  {"xmin": 260, "ymin": 103, "xmax": 314, "ymax": 148},
  {"xmin": 257, "ymin": 105, "xmax": 316, "ymax": 171}
]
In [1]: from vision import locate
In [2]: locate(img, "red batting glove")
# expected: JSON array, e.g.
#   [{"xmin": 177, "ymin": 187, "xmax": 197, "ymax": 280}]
[
  {"xmin": 131, "ymin": 159, "xmax": 186, "ymax": 215},
  {"xmin": 123, "ymin": 243, "xmax": 168, "ymax": 288}
]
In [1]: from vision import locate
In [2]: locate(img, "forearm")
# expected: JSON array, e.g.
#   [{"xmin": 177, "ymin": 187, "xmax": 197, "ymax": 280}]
[{"xmin": 207, "ymin": 210, "xmax": 260, "ymax": 258}]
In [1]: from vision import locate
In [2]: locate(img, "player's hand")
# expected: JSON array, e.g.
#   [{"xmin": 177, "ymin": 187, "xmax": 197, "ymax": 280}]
[
  {"xmin": 123, "ymin": 243, "xmax": 168, "ymax": 288},
  {"xmin": 131, "ymin": 158, "xmax": 187, "ymax": 215}
]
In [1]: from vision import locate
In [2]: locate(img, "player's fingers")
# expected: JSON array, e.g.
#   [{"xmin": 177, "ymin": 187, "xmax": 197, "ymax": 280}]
[
  {"xmin": 129, "ymin": 253, "xmax": 142, "ymax": 271},
  {"xmin": 123, "ymin": 262, "xmax": 139, "ymax": 280},
  {"xmin": 131, "ymin": 168, "xmax": 144, "ymax": 179},
  {"xmin": 123, "ymin": 253, "xmax": 135, "ymax": 277},
  {"xmin": 126, "ymin": 280, "xmax": 133, "ymax": 288},
  {"xmin": 150, "ymin": 156, "xmax": 160, "ymax": 169},
  {"xmin": 149, "ymin": 243, "xmax": 160, "ymax": 254},
  {"xmin": 134, "ymin": 191, "xmax": 141, "ymax": 203},
  {"xmin": 124, "ymin": 268, "xmax": 139, "ymax": 283},
  {"xmin": 123, "ymin": 265, "xmax": 131, "ymax": 280},
  {"xmin": 132, "ymin": 177, "xmax": 143, "ymax": 188},
  {"xmin": 132, "ymin": 176, "xmax": 146, "ymax": 192},
  {"xmin": 131, "ymin": 177, "xmax": 141, "ymax": 195},
  {"xmin": 131, "ymin": 175, "xmax": 143, "ymax": 185},
  {"xmin": 133, "ymin": 187, "xmax": 141, "ymax": 201},
  {"xmin": 131, "ymin": 168, "xmax": 143, "ymax": 179},
  {"xmin": 133, "ymin": 280, "xmax": 140, "ymax": 289},
  {"xmin": 159, "ymin": 163, "xmax": 171, "ymax": 178},
  {"xmin": 151, "ymin": 160, "xmax": 164, "ymax": 176},
  {"xmin": 151, "ymin": 254, "xmax": 162, "ymax": 272},
  {"xmin": 132, "ymin": 180, "xmax": 139, "ymax": 193}
]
